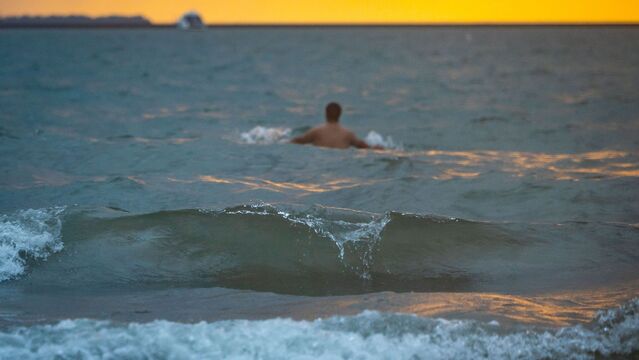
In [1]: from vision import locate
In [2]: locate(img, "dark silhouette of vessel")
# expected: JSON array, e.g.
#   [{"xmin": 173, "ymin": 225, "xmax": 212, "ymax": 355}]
[{"xmin": 177, "ymin": 11, "xmax": 205, "ymax": 30}]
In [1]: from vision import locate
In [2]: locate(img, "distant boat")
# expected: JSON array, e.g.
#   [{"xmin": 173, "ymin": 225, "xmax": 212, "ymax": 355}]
[{"xmin": 177, "ymin": 11, "xmax": 205, "ymax": 30}]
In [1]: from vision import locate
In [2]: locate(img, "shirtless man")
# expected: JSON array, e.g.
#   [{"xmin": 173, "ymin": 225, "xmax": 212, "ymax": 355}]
[{"xmin": 290, "ymin": 102, "xmax": 382, "ymax": 149}]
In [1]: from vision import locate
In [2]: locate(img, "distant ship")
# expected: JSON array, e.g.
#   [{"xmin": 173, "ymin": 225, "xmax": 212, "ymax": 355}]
[{"xmin": 177, "ymin": 11, "xmax": 205, "ymax": 30}]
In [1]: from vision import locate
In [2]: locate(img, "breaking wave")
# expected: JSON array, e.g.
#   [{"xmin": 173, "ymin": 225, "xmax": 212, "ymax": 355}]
[
  {"xmin": 0, "ymin": 204, "xmax": 531, "ymax": 294},
  {"xmin": 3, "ymin": 204, "xmax": 636, "ymax": 296},
  {"xmin": 1, "ymin": 298, "xmax": 637, "ymax": 359},
  {"xmin": 0, "ymin": 207, "xmax": 64, "ymax": 282}
]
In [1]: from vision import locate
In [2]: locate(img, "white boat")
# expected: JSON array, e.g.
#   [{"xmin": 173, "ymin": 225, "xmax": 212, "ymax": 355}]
[{"xmin": 177, "ymin": 11, "xmax": 205, "ymax": 30}]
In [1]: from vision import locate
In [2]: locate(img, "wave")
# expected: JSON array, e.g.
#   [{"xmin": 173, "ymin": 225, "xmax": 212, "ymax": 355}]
[
  {"xmin": 1, "ymin": 298, "xmax": 637, "ymax": 359},
  {"xmin": 0, "ymin": 207, "xmax": 64, "ymax": 282},
  {"xmin": 1, "ymin": 204, "xmax": 527, "ymax": 294},
  {"xmin": 3, "ymin": 204, "xmax": 637, "ymax": 296},
  {"xmin": 239, "ymin": 126, "xmax": 401, "ymax": 149}
]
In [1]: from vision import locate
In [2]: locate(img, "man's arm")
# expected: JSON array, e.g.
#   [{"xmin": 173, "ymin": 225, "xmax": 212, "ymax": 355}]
[
  {"xmin": 290, "ymin": 128, "xmax": 317, "ymax": 145},
  {"xmin": 349, "ymin": 132, "xmax": 384, "ymax": 150},
  {"xmin": 351, "ymin": 137, "xmax": 370, "ymax": 149}
]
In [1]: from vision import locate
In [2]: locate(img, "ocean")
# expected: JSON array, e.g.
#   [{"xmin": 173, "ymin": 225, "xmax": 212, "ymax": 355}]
[{"xmin": 0, "ymin": 27, "xmax": 638, "ymax": 359}]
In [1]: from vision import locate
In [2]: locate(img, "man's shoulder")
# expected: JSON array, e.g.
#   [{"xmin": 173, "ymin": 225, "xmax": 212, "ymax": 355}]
[
  {"xmin": 341, "ymin": 127, "xmax": 357, "ymax": 138},
  {"xmin": 307, "ymin": 126, "xmax": 323, "ymax": 136}
]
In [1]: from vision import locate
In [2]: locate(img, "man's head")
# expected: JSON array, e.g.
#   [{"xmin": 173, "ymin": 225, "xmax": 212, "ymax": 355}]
[{"xmin": 325, "ymin": 102, "xmax": 342, "ymax": 123}]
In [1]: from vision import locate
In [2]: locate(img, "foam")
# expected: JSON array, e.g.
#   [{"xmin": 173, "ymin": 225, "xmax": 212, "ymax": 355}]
[
  {"xmin": 1, "ymin": 299, "xmax": 637, "ymax": 359},
  {"xmin": 240, "ymin": 126, "xmax": 292, "ymax": 144},
  {"xmin": 0, "ymin": 207, "xmax": 65, "ymax": 282},
  {"xmin": 365, "ymin": 130, "xmax": 401, "ymax": 149}
]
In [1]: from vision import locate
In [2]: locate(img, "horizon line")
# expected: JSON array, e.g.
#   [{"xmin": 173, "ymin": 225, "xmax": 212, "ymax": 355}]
[
  {"xmin": 195, "ymin": 21, "xmax": 639, "ymax": 26},
  {"xmin": 2, "ymin": 22, "xmax": 639, "ymax": 28},
  {"xmin": 1, "ymin": 15, "xmax": 638, "ymax": 27}
]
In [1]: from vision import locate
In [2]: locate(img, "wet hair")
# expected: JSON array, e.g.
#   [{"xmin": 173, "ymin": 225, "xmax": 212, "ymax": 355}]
[{"xmin": 325, "ymin": 102, "xmax": 342, "ymax": 122}]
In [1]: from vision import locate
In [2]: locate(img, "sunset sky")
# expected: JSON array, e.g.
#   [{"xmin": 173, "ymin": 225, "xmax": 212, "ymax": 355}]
[{"xmin": 1, "ymin": 0, "xmax": 638, "ymax": 24}]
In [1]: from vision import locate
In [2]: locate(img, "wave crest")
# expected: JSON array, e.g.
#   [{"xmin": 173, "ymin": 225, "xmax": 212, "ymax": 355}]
[
  {"xmin": 6, "ymin": 204, "xmax": 524, "ymax": 295},
  {"xmin": 0, "ymin": 207, "xmax": 65, "ymax": 282}
]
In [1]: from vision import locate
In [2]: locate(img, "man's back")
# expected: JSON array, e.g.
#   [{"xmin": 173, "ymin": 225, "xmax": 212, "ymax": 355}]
[
  {"xmin": 294, "ymin": 123, "xmax": 367, "ymax": 149},
  {"xmin": 290, "ymin": 102, "xmax": 379, "ymax": 150}
]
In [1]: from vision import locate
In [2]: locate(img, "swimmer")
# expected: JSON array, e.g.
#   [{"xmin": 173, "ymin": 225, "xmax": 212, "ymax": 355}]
[{"xmin": 291, "ymin": 102, "xmax": 383, "ymax": 149}]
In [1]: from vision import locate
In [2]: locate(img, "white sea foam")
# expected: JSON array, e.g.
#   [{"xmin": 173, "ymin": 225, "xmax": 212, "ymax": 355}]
[
  {"xmin": 240, "ymin": 126, "xmax": 292, "ymax": 144},
  {"xmin": 1, "ymin": 299, "xmax": 638, "ymax": 359},
  {"xmin": 0, "ymin": 207, "xmax": 65, "ymax": 282},
  {"xmin": 365, "ymin": 130, "xmax": 401, "ymax": 149}
]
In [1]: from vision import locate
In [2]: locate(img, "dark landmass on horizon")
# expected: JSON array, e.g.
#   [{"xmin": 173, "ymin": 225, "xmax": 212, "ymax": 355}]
[
  {"xmin": 0, "ymin": 15, "xmax": 152, "ymax": 28},
  {"xmin": 0, "ymin": 15, "xmax": 636, "ymax": 28}
]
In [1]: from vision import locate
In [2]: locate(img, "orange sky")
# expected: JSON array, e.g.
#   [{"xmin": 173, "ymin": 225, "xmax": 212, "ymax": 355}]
[{"xmin": 1, "ymin": 0, "xmax": 638, "ymax": 24}]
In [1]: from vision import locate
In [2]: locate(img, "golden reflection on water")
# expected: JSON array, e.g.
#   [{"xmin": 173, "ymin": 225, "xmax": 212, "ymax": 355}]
[
  {"xmin": 197, "ymin": 175, "xmax": 378, "ymax": 194},
  {"xmin": 322, "ymin": 283, "xmax": 637, "ymax": 327},
  {"xmin": 380, "ymin": 149, "xmax": 639, "ymax": 181},
  {"xmin": 397, "ymin": 292, "xmax": 605, "ymax": 326},
  {"xmin": 432, "ymin": 169, "xmax": 480, "ymax": 180},
  {"xmin": 6, "ymin": 148, "xmax": 637, "ymax": 191}
]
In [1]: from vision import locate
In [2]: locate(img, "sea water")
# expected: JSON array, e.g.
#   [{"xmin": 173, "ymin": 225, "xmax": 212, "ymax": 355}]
[{"xmin": 0, "ymin": 27, "xmax": 638, "ymax": 359}]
